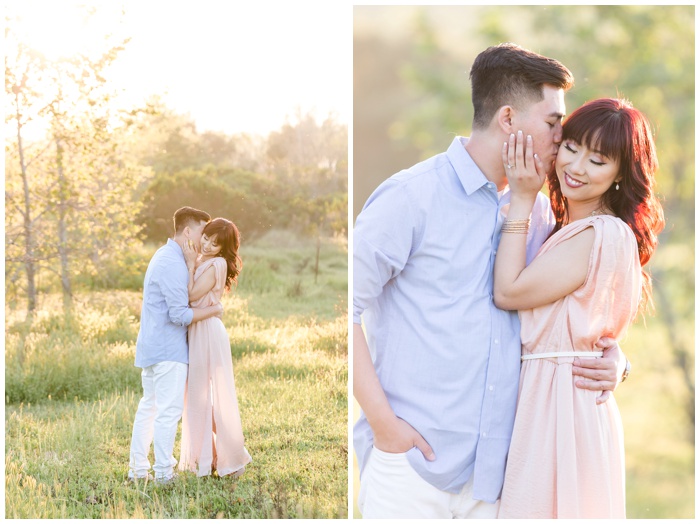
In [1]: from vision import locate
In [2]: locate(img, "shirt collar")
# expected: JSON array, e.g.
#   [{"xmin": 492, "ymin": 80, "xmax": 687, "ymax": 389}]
[
  {"xmin": 167, "ymin": 238, "xmax": 185, "ymax": 259},
  {"xmin": 447, "ymin": 136, "xmax": 494, "ymax": 196}
]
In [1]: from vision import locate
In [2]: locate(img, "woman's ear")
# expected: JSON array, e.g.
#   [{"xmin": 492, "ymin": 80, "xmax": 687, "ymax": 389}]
[{"xmin": 496, "ymin": 106, "xmax": 515, "ymax": 135}]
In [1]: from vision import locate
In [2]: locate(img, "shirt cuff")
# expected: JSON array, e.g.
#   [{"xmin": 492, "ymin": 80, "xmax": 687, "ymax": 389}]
[
  {"xmin": 352, "ymin": 305, "xmax": 363, "ymax": 325},
  {"xmin": 182, "ymin": 307, "xmax": 194, "ymax": 326}
]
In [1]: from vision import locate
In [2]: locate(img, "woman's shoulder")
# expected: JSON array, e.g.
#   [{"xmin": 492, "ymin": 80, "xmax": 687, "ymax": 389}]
[
  {"xmin": 562, "ymin": 214, "xmax": 632, "ymax": 236},
  {"xmin": 212, "ymin": 256, "xmax": 227, "ymax": 267},
  {"xmin": 195, "ymin": 256, "xmax": 224, "ymax": 274},
  {"xmin": 545, "ymin": 214, "xmax": 634, "ymax": 252},
  {"xmin": 210, "ymin": 257, "xmax": 228, "ymax": 276},
  {"xmin": 590, "ymin": 214, "xmax": 636, "ymax": 241}
]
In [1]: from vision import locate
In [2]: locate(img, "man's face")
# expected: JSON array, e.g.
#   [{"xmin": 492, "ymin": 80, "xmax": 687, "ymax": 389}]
[
  {"xmin": 512, "ymin": 85, "xmax": 566, "ymax": 175},
  {"xmin": 186, "ymin": 220, "xmax": 208, "ymax": 251}
]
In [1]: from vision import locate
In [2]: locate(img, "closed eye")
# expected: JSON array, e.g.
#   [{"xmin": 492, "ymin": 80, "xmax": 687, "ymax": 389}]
[{"xmin": 564, "ymin": 143, "xmax": 577, "ymax": 153}]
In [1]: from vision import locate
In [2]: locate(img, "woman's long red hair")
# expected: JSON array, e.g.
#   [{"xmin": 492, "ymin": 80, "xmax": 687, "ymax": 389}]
[
  {"xmin": 202, "ymin": 218, "xmax": 242, "ymax": 292},
  {"xmin": 547, "ymin": 98, "xmax": 665, "ymax": 311}
]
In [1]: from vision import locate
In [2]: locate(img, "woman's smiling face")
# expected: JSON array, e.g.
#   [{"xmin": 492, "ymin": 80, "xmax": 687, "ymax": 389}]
[
  {"xmin": 555, "ymin": 138, "xmax": 621, "ymax": 205},
  {"xmin": 200, "ymin": 233, "xmax": 222, "ymax": 258}
]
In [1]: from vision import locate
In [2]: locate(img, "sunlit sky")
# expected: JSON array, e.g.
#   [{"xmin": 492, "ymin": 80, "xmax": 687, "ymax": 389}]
[{"xmin": 6, "ymin": 0, "xmax": 352, "ymax": 136}]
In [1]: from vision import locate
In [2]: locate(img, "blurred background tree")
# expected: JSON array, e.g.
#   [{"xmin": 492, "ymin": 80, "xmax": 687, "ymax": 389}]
[{"xmin": 353, "ymin": 5, "xmax": 694, "ymax": 519}]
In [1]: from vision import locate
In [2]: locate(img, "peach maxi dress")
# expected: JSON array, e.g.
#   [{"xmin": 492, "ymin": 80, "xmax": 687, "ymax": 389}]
[
  {"xmin": 498, "ymin": 215, "xmax": 641, "ymax": 519},
  {"xmin": 179, "ymin": 257, "xmax": 252, "ymax": 477}
]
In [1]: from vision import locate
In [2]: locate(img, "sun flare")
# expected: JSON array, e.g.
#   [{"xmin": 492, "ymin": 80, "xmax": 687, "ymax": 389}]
[{"xmin": 7, "ymin": 1, "xmax": 126, "ymax": 61}]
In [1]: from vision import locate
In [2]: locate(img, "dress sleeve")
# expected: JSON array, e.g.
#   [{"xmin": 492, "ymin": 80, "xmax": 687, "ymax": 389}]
[
  {"xmin": 213, "ymin": 257, "xmax": 228, "ymax": 294},
  {"xmin": 574, "ymin": 217, "xmax": 642, "ymax": 339}
]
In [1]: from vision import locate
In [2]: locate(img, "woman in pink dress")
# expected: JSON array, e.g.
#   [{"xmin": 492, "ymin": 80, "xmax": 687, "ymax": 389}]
[
  {"xmin": 179, "ymin": 217, "xmax": 252, "ymax": 478},
  {"xmin": 494, "ymin": 98, "xmax": 664, "ymax": 518}
]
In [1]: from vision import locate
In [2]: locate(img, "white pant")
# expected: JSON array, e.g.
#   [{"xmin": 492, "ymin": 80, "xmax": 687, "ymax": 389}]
[
  {"xmin": 128, "ymin": 361, "xmax": 188, "ymax": 479},
  {"xmin": 358, "ymin": 447, "xmax": 500, "ymax": 519}
]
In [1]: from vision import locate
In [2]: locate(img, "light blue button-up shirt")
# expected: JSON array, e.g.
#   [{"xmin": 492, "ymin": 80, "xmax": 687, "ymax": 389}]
[
  {"xmin": 353, "ymin": 136, "xmax": 554, "ymax": 503},
  {"xmin": 134, "ymin": 238, "xmax": 194, "ymax": 368}
]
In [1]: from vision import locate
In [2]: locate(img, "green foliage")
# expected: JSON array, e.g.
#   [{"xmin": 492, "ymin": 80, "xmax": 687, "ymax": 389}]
[
  {"xmin": 129, "ymin": 104, "xmax": 348, "ymax": 244},
  {"xmin": 73, "ymin": 243, "xmax": 153, "ymax": 291},
  {"xmin": 138, "ymin": 167, "xmax": 290, "ymax": 243}
]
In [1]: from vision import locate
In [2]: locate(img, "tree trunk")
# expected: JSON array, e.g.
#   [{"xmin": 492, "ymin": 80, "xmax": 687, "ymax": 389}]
[
  {"xmin": 15, "ymin": 91, "xmax": 37, "ymax": 323},
  {"xmin": 314, "ymin": 236, "xmax": 321, "ymax": 283},
  {"xmin": 55, "ymin": 137, "xmax": 72, "ymax": 311},
  {"xmin": 652, "ymin": 268, "xmax": 695, "ymax": 441}
]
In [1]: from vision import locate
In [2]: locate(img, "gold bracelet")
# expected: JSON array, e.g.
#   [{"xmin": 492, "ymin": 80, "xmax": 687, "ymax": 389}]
[{"xmin": 501, "ymin": 218, "xmax": 530, "ymax": 234}]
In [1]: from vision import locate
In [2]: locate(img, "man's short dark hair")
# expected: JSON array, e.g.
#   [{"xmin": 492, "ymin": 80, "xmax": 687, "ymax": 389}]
[
  {"xmin": 469, "ymin": 43, "xmax": 574, "ymax": 129},
  {"xmin": 173, "ymin": 206, "xmax": 211, "ymax": 234}
]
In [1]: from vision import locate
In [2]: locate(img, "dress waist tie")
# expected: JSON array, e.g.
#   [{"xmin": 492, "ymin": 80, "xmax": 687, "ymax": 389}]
[{"xmin": 521, "ymin": 351, "xmax": 603, "ymax": 361}]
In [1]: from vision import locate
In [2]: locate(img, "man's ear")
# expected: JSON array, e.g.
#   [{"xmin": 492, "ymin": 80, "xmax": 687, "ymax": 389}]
[
  {"xmin": 496, "ymin": 106, "xmax": 515, "ymax": 135},
  {"xmin": 183, "ymin": 226, "xmax": 190, "ymax": 238}
]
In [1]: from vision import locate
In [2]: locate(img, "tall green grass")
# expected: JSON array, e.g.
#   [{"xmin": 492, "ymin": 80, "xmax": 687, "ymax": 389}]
[{"xmin": 5, "ymin": 233, "xmax": 348, "ymax": 518}]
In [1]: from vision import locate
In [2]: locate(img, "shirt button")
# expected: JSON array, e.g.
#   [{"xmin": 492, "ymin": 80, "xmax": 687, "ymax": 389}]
[
  {"xmin": 489, "ymin": 385, "xmax": 494, "ymax": 391},
  {"xmin": 494, "ymin": 339, "xmax": 499, "ymax": 344},
  {"xmin": 482, "ymin": 432, "xmax": 487, "ymax": 438}
]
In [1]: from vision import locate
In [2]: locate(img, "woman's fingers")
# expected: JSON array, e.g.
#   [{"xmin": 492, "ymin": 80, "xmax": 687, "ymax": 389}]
[
  {"xmin": 525, "ymin": 133, "xmax": 534, "ymax": 168},
  {"xmin": 516, "ymin": 130, "xmax": 525, "ymax": 169},
  {"xmin": 508, "ymin": 132, "xmax": 516, "ymax": 169},
  {"xmin": 505, "ymin": 131, "xmax": 544, "ymax": 188},
  {"xmin": 525, "ymin": 133, "xmax": 545, "ymax": 183}
]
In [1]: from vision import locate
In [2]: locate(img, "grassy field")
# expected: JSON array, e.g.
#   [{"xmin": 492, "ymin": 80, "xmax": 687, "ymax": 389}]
[
  {"xmin": 352, "ymin": 310, "xmax": 695, "ymax": 519},
  {"xmin": 5, "ymin": 233, "xmax": 349, "ymax": 519}
]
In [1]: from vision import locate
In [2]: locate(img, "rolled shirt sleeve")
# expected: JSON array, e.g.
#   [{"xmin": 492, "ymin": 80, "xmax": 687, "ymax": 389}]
[
  {"xmin": 353, "ymin": 179, "xmax": 420, "ymax": 324},
  {"xmin": 156, "ymin": 265, "xmax": 194, "ymax": 327}
]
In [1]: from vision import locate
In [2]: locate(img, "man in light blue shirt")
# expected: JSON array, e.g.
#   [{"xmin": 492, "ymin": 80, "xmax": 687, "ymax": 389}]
[
  {"xmin": 128, "ymin": 206, "xmax": 223, "ymax": 484},
  {"xmin": 353, "ymin": 44, "xmax": 628, "ymax": 518}
]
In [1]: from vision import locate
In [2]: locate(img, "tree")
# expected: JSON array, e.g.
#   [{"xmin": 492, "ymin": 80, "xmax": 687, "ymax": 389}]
[
  {"xmin": 266, "ymin": 110, "xmax": 348, "ymax": 196},
  {"xmin": 138, "ymin": 167, "xmax": 289, "ymax": 244},
  {"xmin": 127, "ymin": 98, "xmax": 268, "ymax": 177},
  {"xmin": 5, "ymin": 29, "xmax": 55, "ymax": 317},
  {"xmin": 5, "ymin": 23, "xmax": 148, "ymax": 312}
]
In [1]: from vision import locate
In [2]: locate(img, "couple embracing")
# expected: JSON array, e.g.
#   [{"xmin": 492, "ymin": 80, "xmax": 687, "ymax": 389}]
[
  {"xmin": 127, "ymin": 206, "xmax": 252, "ymax": 484},
  {"xmin": 353, "ymin": 44, "xmax": 664, "ymax": 518}
]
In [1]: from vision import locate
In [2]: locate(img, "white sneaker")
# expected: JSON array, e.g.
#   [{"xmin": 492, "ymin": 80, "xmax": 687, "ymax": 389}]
[
  {"xmin": 128, "ymin": 472, "xmax": 154, "ymax": 482},
  {"xmin": 155, "ymin": 472, "xmax": 178, "ymax": 486}
]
